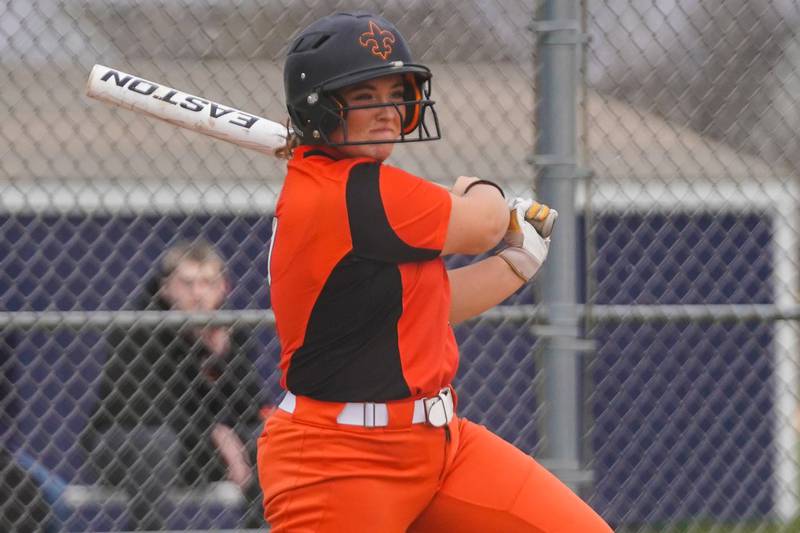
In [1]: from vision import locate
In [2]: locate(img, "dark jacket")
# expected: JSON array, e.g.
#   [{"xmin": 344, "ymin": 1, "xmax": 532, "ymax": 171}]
[{"xmin": 83, "ymin": 276, "xmax": 265, "ymax": 484}]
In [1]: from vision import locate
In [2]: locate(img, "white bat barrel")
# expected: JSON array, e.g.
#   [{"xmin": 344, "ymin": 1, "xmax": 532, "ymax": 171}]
[{"xmin": 86, "ymin": 64, "xmax": 289, "ymax": 156}]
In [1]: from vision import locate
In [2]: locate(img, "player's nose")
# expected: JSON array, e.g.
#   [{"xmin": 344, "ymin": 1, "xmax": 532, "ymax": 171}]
[{"xmin": 375, "ymin": 102, "xmax": 399, "ymax": 122}]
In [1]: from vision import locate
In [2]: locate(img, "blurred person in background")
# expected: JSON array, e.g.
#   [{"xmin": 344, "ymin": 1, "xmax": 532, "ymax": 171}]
[
  {"xmin": 257, "ymin": 11, "xmax": 611, "ymax": 533},
  {"xmin": 82, "ymin": 240, "xmax": 266, "ymax": 530}
]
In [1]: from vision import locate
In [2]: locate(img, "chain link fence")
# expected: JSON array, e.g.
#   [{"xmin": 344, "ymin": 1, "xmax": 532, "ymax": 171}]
[
  {"xmin": 585, "ymin": 1, "xmax": 800, "ymax": 530},
  {"xmin": 1, "ymin": 0, "xmax": 800, "ymax": 531}
]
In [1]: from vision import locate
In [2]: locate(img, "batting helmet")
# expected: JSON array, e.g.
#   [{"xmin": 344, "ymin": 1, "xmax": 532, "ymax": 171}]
[{"xmin": 284, "ymin": 11, "xmax": 441, "ymax": 145}]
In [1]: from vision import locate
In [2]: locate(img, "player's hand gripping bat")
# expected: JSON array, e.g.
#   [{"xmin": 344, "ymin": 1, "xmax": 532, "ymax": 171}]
[{"xmin": 522, "ymin": 201, "xmax": 557, "ymax": 238}]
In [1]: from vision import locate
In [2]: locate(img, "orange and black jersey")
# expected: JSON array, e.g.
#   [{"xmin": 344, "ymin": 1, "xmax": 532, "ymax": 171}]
[{"xmin": 269, "ymin": 145, "xmax": 458, "ymax": 402}]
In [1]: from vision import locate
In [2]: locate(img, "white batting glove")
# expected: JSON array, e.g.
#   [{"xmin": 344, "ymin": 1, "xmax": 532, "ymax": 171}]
[
  {"xmin": 497, "ymin": 198, "xmax": 554, "ymax": 282},
  {"xmin": 505, "ymin": 197, "xmax": 557, "ymax": 239}
]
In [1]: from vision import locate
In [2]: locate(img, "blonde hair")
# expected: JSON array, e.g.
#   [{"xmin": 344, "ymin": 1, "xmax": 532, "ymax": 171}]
[
  {"xmin": 275, "ymin": 119, "xmax": 302, "ymax": 159},
  {"xmin": 160, "ymin": 239, "xmax": 225, "ymax": 278}
]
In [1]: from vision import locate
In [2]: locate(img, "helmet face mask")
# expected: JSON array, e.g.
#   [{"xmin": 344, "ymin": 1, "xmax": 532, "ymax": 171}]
[
  {"xmin": 284, "ymin": 12, "xmax": 441, "ymax": 146},
  {"xmin": 308, "ymin": 79, "xmax": 441, "ymax": 147}
]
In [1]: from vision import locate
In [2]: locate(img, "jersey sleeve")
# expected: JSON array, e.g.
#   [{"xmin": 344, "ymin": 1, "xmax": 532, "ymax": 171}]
[{"xmin": 346, "ymin": 161, "xmax": 451, "ymax": 263}]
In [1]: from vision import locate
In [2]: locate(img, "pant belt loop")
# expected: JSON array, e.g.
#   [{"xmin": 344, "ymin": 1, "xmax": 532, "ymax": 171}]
[{"xmin": 364, "ymin": 402, "xmax": 375, "ymax": 428}]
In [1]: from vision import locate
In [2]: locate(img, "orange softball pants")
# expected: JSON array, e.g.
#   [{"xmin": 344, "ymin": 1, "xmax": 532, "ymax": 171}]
[{"xmin": 257, "ymin": 394, "xmax": 612, "ymax": 533}]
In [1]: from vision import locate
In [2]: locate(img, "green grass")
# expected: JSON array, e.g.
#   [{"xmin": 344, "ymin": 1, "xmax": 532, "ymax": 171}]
[{"xmin": 616, "ymin": 520, "xmax": 800, "ymax": 533}]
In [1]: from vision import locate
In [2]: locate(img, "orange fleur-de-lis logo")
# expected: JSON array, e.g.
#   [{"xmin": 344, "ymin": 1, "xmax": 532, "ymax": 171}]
[{"xmin": 359, "ymin": 20, "xmax": 396, "ymax": 60}]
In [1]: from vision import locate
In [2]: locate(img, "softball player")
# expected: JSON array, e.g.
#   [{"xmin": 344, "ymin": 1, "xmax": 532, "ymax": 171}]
[{"xmin": 258, "ymin": 11, "xmax": 612, "ymax": 532}]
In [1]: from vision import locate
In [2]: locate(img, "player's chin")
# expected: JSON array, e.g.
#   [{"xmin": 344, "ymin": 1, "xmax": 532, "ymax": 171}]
[{"xmin": 363, "ymin": 141, "xmax": 395, "ymax": 161}]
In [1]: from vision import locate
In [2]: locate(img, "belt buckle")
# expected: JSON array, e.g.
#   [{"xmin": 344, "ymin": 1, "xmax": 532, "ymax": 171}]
[{"xmin": 423, "ymin": 388, "xmax": 454, "ymax": 428}]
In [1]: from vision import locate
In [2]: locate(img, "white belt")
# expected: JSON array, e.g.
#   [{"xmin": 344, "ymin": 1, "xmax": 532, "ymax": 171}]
[{"xmin": 277, "ymin": 387, "xmax": 454, "ymax": 428}]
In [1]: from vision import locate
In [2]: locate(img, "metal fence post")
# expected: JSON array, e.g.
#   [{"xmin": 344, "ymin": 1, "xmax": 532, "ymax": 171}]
[
  {"xmin": 773, "ymin": 198, "xmax": 800, "ymax": 521},
  {"xmin": 533, "ymin": 0, "xmax": 592, "ymax": 490}
]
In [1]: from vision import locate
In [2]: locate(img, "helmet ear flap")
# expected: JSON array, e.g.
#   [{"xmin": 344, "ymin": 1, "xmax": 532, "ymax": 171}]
[
  {"xmin": 287, "ymin": 106, "xmax": 309, "ymax": 141},
  {"xmin": 402, "ymin": 74, "xmax": 423, "ymax": 135},
  {"xmin": 288, "ymin": 94, "xmax": 346, "ymax": 143}
]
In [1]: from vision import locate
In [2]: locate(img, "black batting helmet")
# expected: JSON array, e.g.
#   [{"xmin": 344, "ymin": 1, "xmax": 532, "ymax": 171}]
[{"xmin": 283, "ymin": 11, "xmax": 441, "ymax": 145}]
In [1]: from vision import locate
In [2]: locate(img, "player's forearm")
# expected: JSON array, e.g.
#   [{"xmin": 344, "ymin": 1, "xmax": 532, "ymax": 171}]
[{"xmin": 447, "ymin": 255, "xmax": 524, "ymax": 324}]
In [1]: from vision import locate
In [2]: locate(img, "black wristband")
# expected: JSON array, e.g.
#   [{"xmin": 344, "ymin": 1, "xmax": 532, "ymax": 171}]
[{"xmin": 463, "ymin": 179, "xmax": 505, "ymax": 198}]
